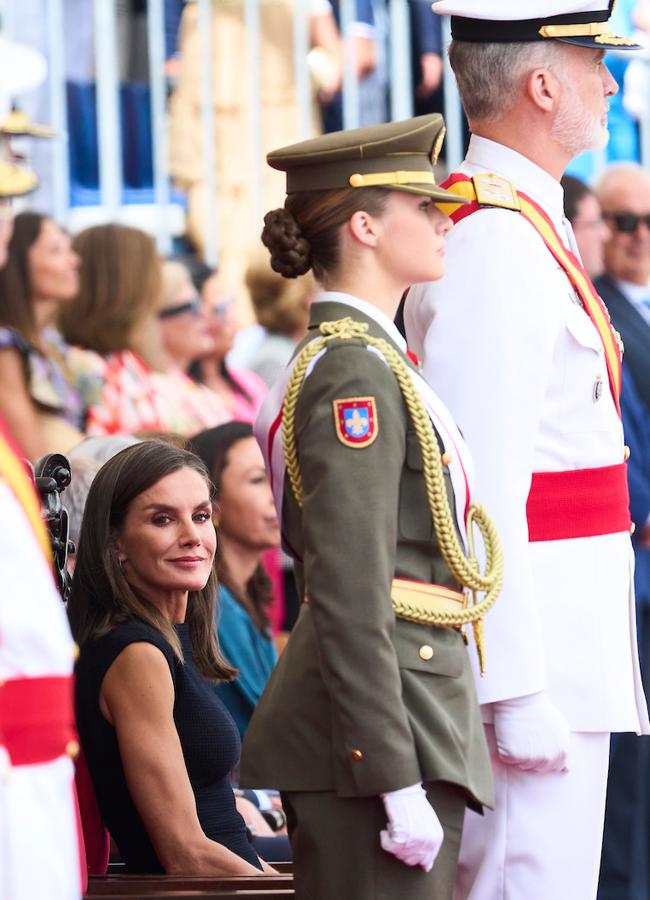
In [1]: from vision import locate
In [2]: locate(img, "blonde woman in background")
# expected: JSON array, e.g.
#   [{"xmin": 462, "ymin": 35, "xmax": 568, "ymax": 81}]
[{"xmin": 246, "ymin": 245, "xmax": 314, "ymax": 389}]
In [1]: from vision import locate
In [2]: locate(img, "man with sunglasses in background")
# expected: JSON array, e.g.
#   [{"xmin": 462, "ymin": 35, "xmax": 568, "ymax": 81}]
[
  {"xmin": 594, "ymin": 163, "xmax": 650, "ymax": 900},
  {"xmin": 596, "ymin": 164, "xmax": 650, "ymax": 413}
]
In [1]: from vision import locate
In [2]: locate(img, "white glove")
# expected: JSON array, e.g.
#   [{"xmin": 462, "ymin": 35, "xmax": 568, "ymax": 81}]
[
  {"xmin": 492, "ymin": 691, "xmax": 570, "ymax": 774},
  {"xmin": 380, "ymin": 782, "xmax": 444, "ymax": 872}
]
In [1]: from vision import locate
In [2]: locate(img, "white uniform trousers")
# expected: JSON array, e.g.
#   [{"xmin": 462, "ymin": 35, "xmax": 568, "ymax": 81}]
[
  {"xmin": 1, "ymin": 753, "xmax": 81, "ymax": 900},
  {"xmin": 454, "ymin": 726, "xmax": 610, "ymax": 900}
]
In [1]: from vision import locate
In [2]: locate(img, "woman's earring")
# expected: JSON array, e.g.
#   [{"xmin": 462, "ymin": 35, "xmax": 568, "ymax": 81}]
[
  {"xmin": 212, "ymin": 517, "xmax": 220, "ymax": 528},
  {"xmin": 118, "ymin": 557, "xmax": 126, "ymax": 572}
]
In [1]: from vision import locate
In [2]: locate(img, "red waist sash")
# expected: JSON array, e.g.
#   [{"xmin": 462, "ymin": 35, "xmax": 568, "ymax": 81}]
[
  {"xmin": 526, "ymin": 463, "xmax": 631, "ymax": 542},
  {"xmin": 0, "ymin": 675, "xmax": 78, "ymax": 766}
]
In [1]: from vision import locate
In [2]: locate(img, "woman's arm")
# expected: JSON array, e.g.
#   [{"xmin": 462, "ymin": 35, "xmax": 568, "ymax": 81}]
[
  {"xmin": 100, "ymin": 641, "xmax": 263, "ymax": 875},
  {"xmin": 0, "ymin": 348, "xmax": 50, "ymax": 461}
]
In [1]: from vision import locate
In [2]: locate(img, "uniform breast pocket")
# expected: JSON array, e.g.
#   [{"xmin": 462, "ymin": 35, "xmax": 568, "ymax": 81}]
[
  {"xmin": 398, "ymin": 433, "xmax": 434, "ymax": 542},
  {"xmin": 564, "ymin": 305, "xmax": 603, "ymax": 354},
  {"xmin": 394, "ymin": 620, "xmax": 463, "ymax": 678},
  {"xmin": 559, "ymin": 306, "xmax": 615, "ymax": 431}
]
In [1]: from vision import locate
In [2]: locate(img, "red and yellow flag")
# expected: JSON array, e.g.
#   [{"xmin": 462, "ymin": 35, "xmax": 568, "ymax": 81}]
[
  {"xmin": 439, "ymin": 173, "xmax": 623, "ymax": 417},
  {"xmin": 0, "ymin": 418, "xmax": 51, "ymax": 560}
]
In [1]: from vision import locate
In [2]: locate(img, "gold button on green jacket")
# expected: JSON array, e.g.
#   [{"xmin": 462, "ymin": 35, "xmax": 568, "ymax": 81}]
[{"xmin": 240, "ymin": 299, "xmax": 492, "ymax": 811}]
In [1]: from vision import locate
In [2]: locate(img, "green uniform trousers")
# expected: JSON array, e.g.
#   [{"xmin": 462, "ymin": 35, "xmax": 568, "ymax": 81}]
[{"xmin": 281, "ymin": 780, "xmax": 468, "ymax": 900}]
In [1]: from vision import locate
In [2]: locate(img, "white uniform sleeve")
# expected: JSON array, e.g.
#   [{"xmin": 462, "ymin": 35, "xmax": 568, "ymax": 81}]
[{"xmin": 406, "ymin": 209, "xmax": 565, "ymax": 705}]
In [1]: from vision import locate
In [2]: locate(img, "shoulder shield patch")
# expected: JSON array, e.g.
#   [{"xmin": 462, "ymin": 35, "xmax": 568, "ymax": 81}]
[{"xmin": 332, "ymin": 396, "xmax": 378, "ymax": 448}]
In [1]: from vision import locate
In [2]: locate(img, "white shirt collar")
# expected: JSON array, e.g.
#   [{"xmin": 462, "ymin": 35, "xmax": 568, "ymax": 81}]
[
  {"xmin": 464, "ymin": 134, "xmax": 566, "ymax": 228},
  {"xmin": 616, "ymin": 279, "xmax": 650, "ymax": 305},
  {"xmin": 313, "ymin": 291, "xmax": 407, "ymax": 352},
  {"xmin": 614, "ymin": 279, "xmax": 650, "ymax": 326}
]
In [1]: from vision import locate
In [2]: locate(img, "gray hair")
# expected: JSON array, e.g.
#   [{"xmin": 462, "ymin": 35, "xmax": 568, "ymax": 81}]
[
  {"xmin": 448, "ymin": 40, "xmax": 570, "ymax": 122},
  {"xmin": 595, "ymin": 162, "xmax": 650, "ymax": 206},
  {"xmin": 68, "ymin": 434, "xmax": 142, "ymax": 467},
  {"xmin": 66, "ymin": 458, "xmax": 102, "ymax": 551}
]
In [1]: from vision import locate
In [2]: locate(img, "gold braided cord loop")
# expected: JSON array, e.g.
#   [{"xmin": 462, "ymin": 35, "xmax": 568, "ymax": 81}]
[{"xmin": 282, "ymin": 318, "xmax": 503, "ymax": 672}]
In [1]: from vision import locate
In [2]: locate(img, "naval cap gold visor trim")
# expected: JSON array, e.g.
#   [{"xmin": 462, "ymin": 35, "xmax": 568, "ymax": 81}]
[{"xmin": 539, "ymin": 21, "xmax": 608, "ymax": 36}]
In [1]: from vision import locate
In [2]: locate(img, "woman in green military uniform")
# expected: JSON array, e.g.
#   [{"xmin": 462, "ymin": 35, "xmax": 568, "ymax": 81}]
[{"xmin": 240, "ymin": 114, "xmax": 503, "ymax": 900}]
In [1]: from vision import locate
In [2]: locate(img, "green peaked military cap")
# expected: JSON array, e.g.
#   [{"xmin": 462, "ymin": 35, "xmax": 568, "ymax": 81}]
[{"xmin": 267, "ymin": 113, "xmax": 468, "ymax": 204}]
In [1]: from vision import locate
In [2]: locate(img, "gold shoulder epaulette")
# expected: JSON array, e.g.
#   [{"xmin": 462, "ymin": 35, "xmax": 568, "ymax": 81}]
[
  {"xmin": 0, "ymin": 161, "xmax": 38, "ymax": 198},
  {"xmin": 472, "ymin": 173, "xmax": 521, "ymax": 211},
  {"xmin": 0, "ymin": 108, "xmax": 54, "ymax": 139}
]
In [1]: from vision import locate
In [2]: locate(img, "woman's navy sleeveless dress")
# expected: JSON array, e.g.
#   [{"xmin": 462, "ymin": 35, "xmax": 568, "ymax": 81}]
[{"xmin": 75, "ymin": 619, "xmax": 261, "ymax": 872}]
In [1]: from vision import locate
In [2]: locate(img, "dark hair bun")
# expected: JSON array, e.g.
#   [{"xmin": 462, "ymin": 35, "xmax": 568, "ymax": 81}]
[{"xmin": 261, "ymin": 209, "xmax": 312, "ymax": 279}]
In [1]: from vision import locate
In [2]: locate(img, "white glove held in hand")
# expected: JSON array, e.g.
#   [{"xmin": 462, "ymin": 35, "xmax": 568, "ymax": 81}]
[
  {"xmin": 492, "ymin": 691, "xmax": 570, "ymax": 774},
  {"xmin": 380, "ymin": 782, "xmax": 444, "ymax": 872}
]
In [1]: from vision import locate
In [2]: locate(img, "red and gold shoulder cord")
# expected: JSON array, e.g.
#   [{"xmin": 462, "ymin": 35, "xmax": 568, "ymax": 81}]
[
  {"xmin": 439, "ymin": 173, "xmax": 623, "ymax": 418},
  {"xmin": 0, "ymin": 418, "xmax": 51, "ymax": 562}
]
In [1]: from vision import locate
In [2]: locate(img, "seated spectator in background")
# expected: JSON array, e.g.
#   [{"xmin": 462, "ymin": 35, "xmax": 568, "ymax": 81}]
[
  {"xmin": 65, "ymin": 456, "xmax": 101, "ymax": 575},
  {"xmin": 188, "ymin": 423, "xmax": 280, "ymax": 739},
  {"xmin": 68, "ymin": 434, "xmax": 142, "ymax": 467},
  {"xmin": 0, "ymin": 211, "xmax": 84, "ymax": 459},
  {"xmin": 147, "ymin": 261, "xmax": 229, "ymax": 436},
  {"xmin": 245, "ymin": 246, "xmax": 313, "ymax": 389},
  {"xmin": 596, "ymin": 164, "xmax": 650, "ymax": 410},
  {"xmin": 57, "ymin": 224, "xmax": 169, "ymax": 436},
  {"xmin": 187, "ymin": 264, "xmax": 267, "ymax": 425},
  {"xmin": 66, "ymin": 435, "xmax": 143, "ymax": 575},
  {"xmin": 68, "ymin": 440, "xmax": 274, "ymax": 876},
  {"xmin": 561, "ymin": 174, "xmax": 610, "ymax": 279},
  {"xmin": 587, "ymin": 163, "xmax": 650, "ymax": 899}
]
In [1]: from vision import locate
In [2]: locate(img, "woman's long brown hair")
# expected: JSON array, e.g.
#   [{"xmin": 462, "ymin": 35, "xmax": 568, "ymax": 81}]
[{"xmin": 0, "ymin": 212, "xmax": 48, "ymax": 344}]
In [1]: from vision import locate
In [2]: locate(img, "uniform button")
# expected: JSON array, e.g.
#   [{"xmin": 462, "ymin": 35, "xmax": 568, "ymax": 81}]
[
  {"xmin": 65, "ymin": 740, "xmax": 80, "ymax": 760},
  {"xmin": 419, "ymin": 645, "xmax": 434, "ymax": 661},
  {"xmin": 303, "ymin": 595, "xmax": 310, "ymax": 604},
  {"xmin": 441, "ymin": 452, "xmax": 452, "ymax": 466},
  {"xmin": 624, "ymin": 446, "xmax": 631, "ymax": 461},
  {"xmin": 351, "ymin": 749, "xmax": 363, "ymax": 762},
  {"xmin": 630, "ymin": 522, "xmax": 636, "ymax": 536},
  {"xmin": 72, "ymin": 642, "xmax": 80, "ymax": 662}
]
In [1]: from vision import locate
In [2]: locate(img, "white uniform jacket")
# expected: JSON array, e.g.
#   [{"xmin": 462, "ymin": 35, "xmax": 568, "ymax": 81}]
[
  {"xmin": 0, "ymin": 480, "xmax": 81, "ymax": 900},
  {"xmin": 405, "ymin": 135, "xmax": 649, "ymax": 734}
]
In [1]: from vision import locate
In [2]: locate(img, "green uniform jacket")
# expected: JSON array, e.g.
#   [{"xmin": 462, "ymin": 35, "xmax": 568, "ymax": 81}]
[{"xmin": 240, "ymin": 300, "xmax": 492, "ymax": 809}]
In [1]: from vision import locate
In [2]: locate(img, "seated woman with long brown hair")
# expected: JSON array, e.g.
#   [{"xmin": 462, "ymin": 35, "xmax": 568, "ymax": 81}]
[
  {"xmin": 188, "ymin": 422, "xmax": 280, "ymax": 739},
  {"xmin": 68, "ymin": 441, "xmax": 274, "ymax": 875}
]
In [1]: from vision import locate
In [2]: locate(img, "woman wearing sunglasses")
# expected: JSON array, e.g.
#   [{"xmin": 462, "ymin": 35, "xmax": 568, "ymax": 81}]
[{"xmin": 148, "ymin": 261, "xmax": 230, "ymax": 436}]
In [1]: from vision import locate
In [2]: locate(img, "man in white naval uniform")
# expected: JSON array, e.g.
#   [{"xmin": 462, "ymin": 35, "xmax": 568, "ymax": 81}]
[
  {"xmin": 0, "ymin": 41, "xmax": 83, "ymax": 900},
  {"xmin": 404, "ymin": 2, "xmax": 650, "ymax": 898}
]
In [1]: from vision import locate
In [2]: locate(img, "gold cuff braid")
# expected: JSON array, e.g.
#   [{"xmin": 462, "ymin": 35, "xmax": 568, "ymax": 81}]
[{"xmin": 281, "ymin": 318, "xmax": 504, "ymax": 674}]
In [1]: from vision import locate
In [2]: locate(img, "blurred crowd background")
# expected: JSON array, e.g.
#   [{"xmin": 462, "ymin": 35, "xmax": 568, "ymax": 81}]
[
  {"xmin": 3, "ymin": 0, "xmax": 650, "ymax": 686},
  {"xmin": 5, "ymin": 2, "xmax": 650, "ymax": 892}
]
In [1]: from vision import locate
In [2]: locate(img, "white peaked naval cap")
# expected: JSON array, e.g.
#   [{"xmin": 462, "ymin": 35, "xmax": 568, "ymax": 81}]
[
  {"xmin": 0, "ymin": 35, "xmax": 48, "ymax": 117},
  {"xmin": 432, "ymin": 0, "xmax": 641, "ymax": 49}
]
